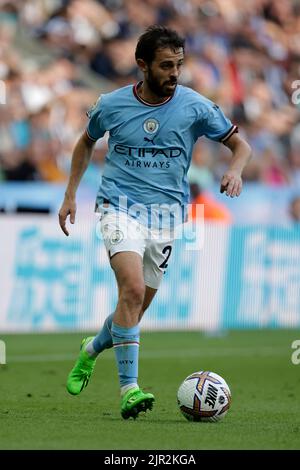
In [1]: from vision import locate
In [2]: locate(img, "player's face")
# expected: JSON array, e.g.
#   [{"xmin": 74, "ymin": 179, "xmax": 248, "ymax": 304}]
[{"xmin": 146, "ymin": 47, "xmax": 184, "ymax": 97}]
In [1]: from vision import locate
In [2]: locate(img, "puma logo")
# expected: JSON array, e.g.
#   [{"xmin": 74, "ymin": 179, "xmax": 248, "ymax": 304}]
[{"xmin": 144, "ymin": 137, "xmax": 155, "ymax": 143}]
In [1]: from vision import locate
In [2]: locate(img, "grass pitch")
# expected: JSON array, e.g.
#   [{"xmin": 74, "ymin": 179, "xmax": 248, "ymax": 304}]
[{"xmin": 0, "ymin": 329, "xmax": 299, "ymax": 450}]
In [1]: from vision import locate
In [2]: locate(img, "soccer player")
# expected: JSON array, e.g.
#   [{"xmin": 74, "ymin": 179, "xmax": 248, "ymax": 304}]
[{"xmin": 58, "ymin": 25, "xmax": 251, "ymax": 419}]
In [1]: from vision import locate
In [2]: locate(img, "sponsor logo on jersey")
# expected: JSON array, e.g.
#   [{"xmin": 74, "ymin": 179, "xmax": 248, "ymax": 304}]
[
  {"xmin": 124, "ymin": 160, "xmax": 170, "ymax": 169},
  {"xmin": 114, "ymin": 144, "xmax": 181, "ymax": 158}
]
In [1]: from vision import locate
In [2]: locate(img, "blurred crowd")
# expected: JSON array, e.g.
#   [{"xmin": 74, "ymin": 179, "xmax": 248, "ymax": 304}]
[{"xmin": 1, "ymin": 0, "xmax": 300, "ymax": 191}]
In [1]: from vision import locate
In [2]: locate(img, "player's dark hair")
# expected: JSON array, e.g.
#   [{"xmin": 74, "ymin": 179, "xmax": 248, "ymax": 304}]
[{"xmin": 135, "ymin": 25, "xmax": 185, "ymax": 64}]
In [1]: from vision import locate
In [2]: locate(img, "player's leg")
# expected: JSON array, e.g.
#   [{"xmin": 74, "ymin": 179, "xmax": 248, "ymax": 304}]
[
  {"xmin": 84, "ymin": 285, "xmax": 157, "ymax": 359},
  {"xmin": 139, "ymin": 286, "xmax": 157, "ymax": 322},
  {"xmin": 66, "ymin": 281, "xmax": 158, "ymax": 396},
  {"xmin": 85, "ymin": 312, "xmax": 114, "ymax": 357},
  {"xmin": 66, "ymin": 213, "xmax": 159, "ymax": 406},
  {"xmin": 67, "ymin": 213, "xmax": 138, "ymax": 395},
  {"xmin": 65, "ymin": 254, "xmax": 143, "ymax": 398},
  {"xmin": 116, "ymin": 234, "xmax": 174, "ymax": 415},
  {"xmin": 109, "ymin": 251, "xmax": 155, "ymax": 419},
  {"xmin": 111, "ymin": 250, "xmax": 145, "ymax": 327},
  {"xmin": 90, "ymin": 213, "xmax": 157, "ymax": 356},
  {"xmin": 66, "ymin": 211, "xmax": 143, "ymax": 396}
]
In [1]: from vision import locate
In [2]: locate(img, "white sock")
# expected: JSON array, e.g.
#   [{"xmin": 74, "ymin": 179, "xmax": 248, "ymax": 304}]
[
  {"xmin": 121, "ymin": 383, "xmax": 139, "ymax": 397},
  {"xmin": 85, "ymin": 338, "xmax": 98, "ymax": 358}
]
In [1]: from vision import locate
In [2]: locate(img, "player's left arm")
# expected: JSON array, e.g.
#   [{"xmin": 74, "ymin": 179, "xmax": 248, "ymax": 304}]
[{"xmin": 220, "ymin": 133, "xmax": 252, "ymax": 197}]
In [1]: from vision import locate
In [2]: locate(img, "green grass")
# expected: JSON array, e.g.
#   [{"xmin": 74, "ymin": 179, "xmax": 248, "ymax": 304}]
[{"xmin": 0, "ymin": 329, "xmax": 300, "ymax": 450}]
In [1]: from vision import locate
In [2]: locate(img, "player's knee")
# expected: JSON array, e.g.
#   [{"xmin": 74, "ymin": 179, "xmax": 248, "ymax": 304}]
[{"xmin": 120, "ymin": 282, "xmax": 145, "ymax": 308}]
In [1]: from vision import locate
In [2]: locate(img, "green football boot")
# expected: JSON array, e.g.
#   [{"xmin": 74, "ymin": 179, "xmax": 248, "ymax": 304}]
[
  {"xmin": 66, "ymin": 337, "xmax": 96, "ymax": 395},
  {"xmin": 121, "ymin": 387, "xmax": 155, "ymax": 420}
]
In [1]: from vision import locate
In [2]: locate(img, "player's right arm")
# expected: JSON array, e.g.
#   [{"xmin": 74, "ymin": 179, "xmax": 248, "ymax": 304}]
[
  {"xmin": 58, "ymin": 131, "xmax": 96, "ymax": 236},
  {"xmin": 59, "ymin": 94, "xmax": 106, "ymax": 236}
]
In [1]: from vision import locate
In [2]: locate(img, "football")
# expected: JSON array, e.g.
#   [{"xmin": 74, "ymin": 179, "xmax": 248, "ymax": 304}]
[{"xmin": 177, "ymin": 371, "xmax": 231, "ymax": 422}]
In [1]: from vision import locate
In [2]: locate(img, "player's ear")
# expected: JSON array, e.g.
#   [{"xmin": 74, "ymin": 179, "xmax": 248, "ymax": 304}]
[{"xmin": 136, "ymin": 58, "xmax": 148, "ymax": 73}]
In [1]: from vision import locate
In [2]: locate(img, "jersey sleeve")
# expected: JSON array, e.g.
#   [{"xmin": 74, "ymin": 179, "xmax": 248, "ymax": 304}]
[
  {"xmin": 196, "ymin": 101, "xmax": 238, "ymax": 143},
  {"xmin": 86, "ymin": 95, "xmax": 107, "ymax": 141}
]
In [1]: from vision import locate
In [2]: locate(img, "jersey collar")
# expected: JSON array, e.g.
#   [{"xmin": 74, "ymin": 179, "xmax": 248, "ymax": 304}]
[{"xmin": 133, "ymin": 81, "xmax": 174, "ymax": 107}]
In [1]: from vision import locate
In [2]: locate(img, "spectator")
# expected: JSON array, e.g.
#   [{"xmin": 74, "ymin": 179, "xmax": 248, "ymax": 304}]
[
  {"xmin": 189, "ymin": 182, "xmax": 233, "ymax": 224},
  {"xmin": 0, "ymin": 0, "xmax": 300, "ymax": 191}
]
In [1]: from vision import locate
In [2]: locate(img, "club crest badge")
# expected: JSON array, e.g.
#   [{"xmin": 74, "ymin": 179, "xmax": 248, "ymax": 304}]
[
  {"xmin": 143, "ymin": 118, "xmax": 159, "ymax": 134},
  {"xmin": 110, "ymin": 230, "xmax": 124, "ymax": 245}
]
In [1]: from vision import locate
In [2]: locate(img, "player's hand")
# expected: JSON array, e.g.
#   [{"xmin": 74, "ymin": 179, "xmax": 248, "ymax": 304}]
[
  {"xmin": 220, "ymin": 170, "xmax": 242, "ymax": 197},
  {"xmin": 58, "ymin": 195, "xmax": 77, "ymax": 236}
]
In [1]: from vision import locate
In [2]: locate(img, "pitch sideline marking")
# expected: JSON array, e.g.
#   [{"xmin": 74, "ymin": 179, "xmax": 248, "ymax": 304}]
[{"xmin": 6, "ymin": 346, "xmax": 288, "ymax": 363}]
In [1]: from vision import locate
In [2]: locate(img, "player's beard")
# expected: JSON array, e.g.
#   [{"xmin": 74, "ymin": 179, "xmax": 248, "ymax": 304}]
[{"xmin": 147, "ymin": 68, "xmax": 177, "ymax": 98}]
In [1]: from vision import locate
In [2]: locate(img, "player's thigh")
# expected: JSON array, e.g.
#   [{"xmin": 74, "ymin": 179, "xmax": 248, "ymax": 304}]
[
  {"xmin": 99, "ymin": 212, "xmax": 147, "ymax": 296},
  {"xmin": 110, "ymin": 251, "xmax": 145, "ymax": 295}
]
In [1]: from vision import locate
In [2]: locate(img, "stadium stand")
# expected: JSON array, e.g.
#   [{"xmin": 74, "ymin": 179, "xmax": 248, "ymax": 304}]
[{"xmin": 0, "ymin": 0, "xmax": 300, "ymax": 221}]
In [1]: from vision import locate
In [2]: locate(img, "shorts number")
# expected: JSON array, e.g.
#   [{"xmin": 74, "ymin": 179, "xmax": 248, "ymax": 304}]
[{"xmin": 159, "ymin": 245, "xmax": 172, "ymax": 270}]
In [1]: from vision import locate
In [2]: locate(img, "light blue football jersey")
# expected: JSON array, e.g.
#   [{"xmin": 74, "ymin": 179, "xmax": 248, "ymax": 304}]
[{"xmin": 86, "ymin": 82, "xmax": 237, "ymax": 228}]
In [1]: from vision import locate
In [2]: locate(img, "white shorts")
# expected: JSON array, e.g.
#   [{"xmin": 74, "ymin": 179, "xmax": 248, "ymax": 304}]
[{"xmin": 99, "ymin": 211, "xmax": 174, "ymax": 289}]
